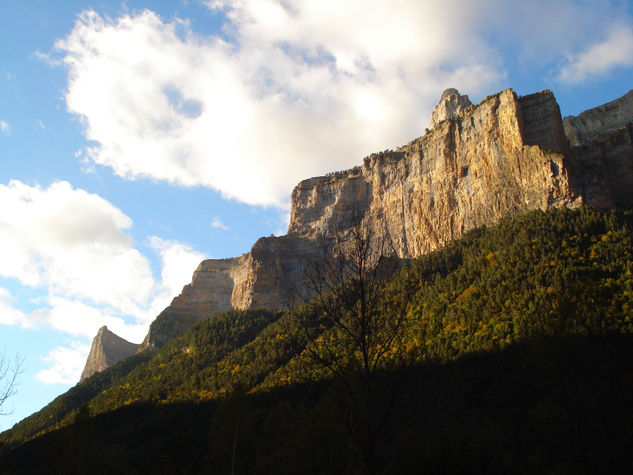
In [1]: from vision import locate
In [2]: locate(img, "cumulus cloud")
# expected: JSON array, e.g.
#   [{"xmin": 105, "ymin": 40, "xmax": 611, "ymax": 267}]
[
  {"xmin": 558, "ymin": 23, "xmax": 633, "ymax": 84},
  {"xmin": 31, "ymin": 297, "xmax": 149, "ymax": 342},
  {"xmin": 0, "ymin": 120, "xmax": 10, "ymax": 135},
  {"xmin": 0, "ymin": 181, "xmax": 204, "ymax": 343},
  {"xmin": 54, "ymin": 3, "xmax": 506, "ymax": 207},
  {"xmin": 0, "ymin": 181, "xmax": 207, "ymax": 383},
  {"xmin": 36, "ymin": 341, "xmax": 90, "ymax": 385},
  {"xmin": 0, "ymin": 180, "xmax": 153, "ymax": 314}
]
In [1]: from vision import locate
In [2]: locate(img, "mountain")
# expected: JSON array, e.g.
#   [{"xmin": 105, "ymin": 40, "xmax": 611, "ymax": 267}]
[
  {"xmin": 80, "ymin": 326, "xmax": 140, "ymax": 382},
  {"xmin": 136, "ymin": 87, "xmax": 631, "ymax": 354},
  {"xmin": 2, "ymin": 84, "xmax": 633, "ymax": 471},
  {"xmin": 428, "ymin": 87, "xmax": 473, "ymax": 128}
]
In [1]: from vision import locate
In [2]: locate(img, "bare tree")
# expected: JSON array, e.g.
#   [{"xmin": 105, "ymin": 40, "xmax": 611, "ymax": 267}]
[
  {"xmin": 0, "ymin": 351, "xmax": 24, "ymax": 417},
  {"xmin": 295, "ymin": 212, "xmax": 406, "ymax": 474}
]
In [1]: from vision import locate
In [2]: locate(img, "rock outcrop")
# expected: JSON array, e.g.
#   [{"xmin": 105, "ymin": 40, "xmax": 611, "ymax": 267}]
[
  {"xmin": 429, "ymin": 88, "xmax": 473, "ymax": 129},
  {"xmin": 142, "ymin": 236, "xmax": 321, "ymax": 348},
  {"xmin": 80, "ymin": 326, "xmax": 140, "ymax": 382},
  {"xmin": 86, "ymin": 86, "xmax": 633, "ymax": 373}
]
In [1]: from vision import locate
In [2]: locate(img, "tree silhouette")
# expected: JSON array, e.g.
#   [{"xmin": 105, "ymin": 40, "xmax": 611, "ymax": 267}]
[
  {"xmin": 0, "ymin": 351, "xmax": 23, "ymax": 418},
  {"xmin": 296, "ymin": 212, "xmax": 405, "ymax": 474}
]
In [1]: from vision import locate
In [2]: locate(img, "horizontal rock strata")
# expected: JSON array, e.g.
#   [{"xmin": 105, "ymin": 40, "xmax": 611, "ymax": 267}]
[{"xmin": 289, "ymin": 89, "xmax": 579, "ymax": 258}]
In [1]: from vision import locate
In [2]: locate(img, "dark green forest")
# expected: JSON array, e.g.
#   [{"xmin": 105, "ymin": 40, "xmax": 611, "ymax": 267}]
[{"xmin": 2, "ymin": 207, "xmax": 633, "ymax": 474}]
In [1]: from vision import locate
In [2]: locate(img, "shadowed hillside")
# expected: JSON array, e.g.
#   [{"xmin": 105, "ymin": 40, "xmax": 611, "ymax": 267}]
[{"xmin": 2, "ymin": 207, "xmax": 633, "ymax": 473}]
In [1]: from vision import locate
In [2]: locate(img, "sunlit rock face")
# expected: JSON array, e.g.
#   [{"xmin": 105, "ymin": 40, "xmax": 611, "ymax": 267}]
[
  {"xmin": 429, "ymin": 88, "xmax": 473, "ymax": 129},
  {"xmin": 289, "ymin": 89, "xmax": 578, "ymax": 258},
  {"xmin": 80, "ymin": 326, "xmax": 140, "ymax": 382},
  {"xmin": 92, "ymin": 87, "xmax": 633, "ymax": 363}
]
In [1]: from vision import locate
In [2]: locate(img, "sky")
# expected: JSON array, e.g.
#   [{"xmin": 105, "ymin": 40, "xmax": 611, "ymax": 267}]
[{"xmin": 1, "ymin": 0, "xmax": 632, "ymax": 429}]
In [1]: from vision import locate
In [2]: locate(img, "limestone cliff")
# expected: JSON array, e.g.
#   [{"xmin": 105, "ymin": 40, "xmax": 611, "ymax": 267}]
[
  {"xmin": 141, "ymin": 255, "xmax": 250, "ymax": 348},
  {"xmin": 80, "ymin": 326, "xmax": 140, "ymax": 382},
  {"xmin": 289, "ymin": 89, "xmax": 578, "ymax": 258},
  {"xmin": 87, "ymin": 86, "xmax": 633, "ymax": 370},
  {"xmin": 142, "ymin": 237, "xmax": 321, "ymax": 348}
]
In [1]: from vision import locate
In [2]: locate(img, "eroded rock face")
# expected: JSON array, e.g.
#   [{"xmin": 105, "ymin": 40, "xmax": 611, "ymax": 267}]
[
  {"xmin": 142, "ymin": 236, "xmax": 322, "ymax": 348},
  {"xmin": 88, "ymin": 86, "xmax": 633, "ymax": 370},
  {"xmin": 563, "ymin": 90, "xmax": 633, "ymax": 146},
  {"xmin": 290, "ymin": 89, "xmax": 579, "ymax": 258},
  {"xmin": 429, "ymin": 88, "xmax": 473, "ymax": 129},
  {"xmin": 80, "ymin": 326, "xmax": 140, "ymax": 382}
]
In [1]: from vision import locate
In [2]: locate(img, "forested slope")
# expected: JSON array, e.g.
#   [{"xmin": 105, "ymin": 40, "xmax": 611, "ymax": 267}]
[{"xmin": 2, "ymin": 207, "xmax": 633, "ymax": 473}]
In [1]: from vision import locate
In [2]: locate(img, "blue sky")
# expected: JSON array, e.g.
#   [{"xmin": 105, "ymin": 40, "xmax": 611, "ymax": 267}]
[{"xmin": 1, "ymin": 0, "xmax": 632, "ymax": 429}]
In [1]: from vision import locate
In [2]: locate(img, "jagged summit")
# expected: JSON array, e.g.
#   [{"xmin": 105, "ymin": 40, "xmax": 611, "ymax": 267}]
[
  {"xmin": 80, "ymin": 325, "xmax": 140, "ymax": 382},
  {"xmin": 429, "ymin": 88, "xmax": 473, "ymax": 129}
]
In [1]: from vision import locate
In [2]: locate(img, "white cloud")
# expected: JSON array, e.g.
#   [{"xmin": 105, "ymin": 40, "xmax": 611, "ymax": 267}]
[
  {"xmin": 31, "ymin": 297, "xmax": 148, "ymax": 341},
  {"xmin": 0, "ymin": 180, "xmax": 153, "ymax": 314},
  {"xmin": 0, "ymin": 120, "xmax": 10, "ymax": 135},
  {"xmin": 558, "ymin": 23, "xmax": 633, "ymax": 84},
  {"xmin": 211, "ymin": 217, "xmax": 229, "ymax": 231},
  {"xmin": 0, "ymin": 181, "xmax": 208, "ymax": 383},
  {"xmin": 0, "ymin": 180, "xmax": 205, "ymax": 341},
  {"xmin": 54, "ymin": 5, "xmax": 505, "ymax": 207},
  {"xmin": 36, "ymin": 341, "xmax": 90, "ymax": 385}
]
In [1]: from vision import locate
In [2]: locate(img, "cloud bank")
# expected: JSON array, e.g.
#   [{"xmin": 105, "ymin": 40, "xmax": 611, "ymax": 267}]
[{"xmin": 0, "ymin": 181, "xmax": 205, "ymax": 382}]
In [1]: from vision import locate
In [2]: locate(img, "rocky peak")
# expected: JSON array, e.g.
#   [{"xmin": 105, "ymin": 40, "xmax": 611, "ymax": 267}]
[
  {"xmin": 429, "ymin": 88, "xmax": 473, "ymax": 129},
  {"xmin": 80, "ymin": 326, "xmax": 140, "ymax": 382}
]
